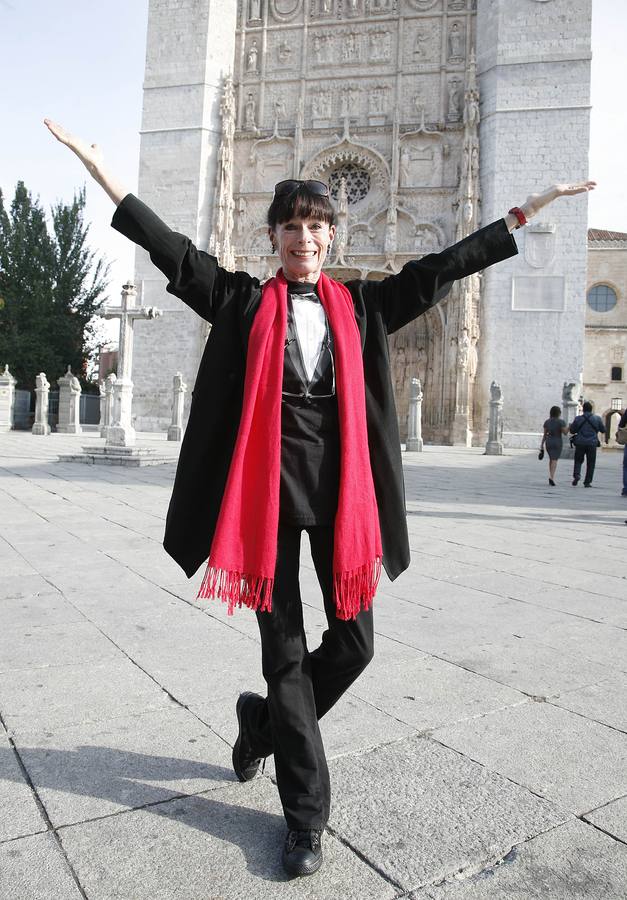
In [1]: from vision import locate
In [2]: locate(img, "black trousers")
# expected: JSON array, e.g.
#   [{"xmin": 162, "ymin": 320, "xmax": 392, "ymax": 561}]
[
  {"xmin": 246, "ymin": 524, "xmax": 374, "ymax": 831},
  {"xmin": 573, "ymin": 445, "xmax": 597, "ymax": 484}
]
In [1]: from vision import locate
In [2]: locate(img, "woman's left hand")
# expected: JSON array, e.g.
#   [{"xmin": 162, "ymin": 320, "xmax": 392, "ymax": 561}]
[{"xmin": 522, "ymin": 181, "xmax": 596, "ymax": 219}]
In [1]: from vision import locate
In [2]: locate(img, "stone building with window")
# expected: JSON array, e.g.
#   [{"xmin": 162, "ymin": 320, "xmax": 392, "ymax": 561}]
[
  {"xmin": 583, "ymin": 229, "xmax": 627, "ymax": 444},
  {"xmin": 129, "ymin": 0, "xmax": 592, "ymax": 448}
]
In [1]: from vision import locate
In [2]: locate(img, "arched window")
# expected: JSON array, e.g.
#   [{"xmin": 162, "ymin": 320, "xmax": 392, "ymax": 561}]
[{"xmin": 587, "ymin": 283, "xmax": 617, "ymax": 312}]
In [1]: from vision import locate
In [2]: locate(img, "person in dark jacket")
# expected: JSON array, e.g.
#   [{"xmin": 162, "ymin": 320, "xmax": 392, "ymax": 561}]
[
  {"xmin": 569, "ymin": 400, "xmax": 606, "ymax": 487},
  {"xmin": 45, "ymin": 118, "xmax": 595, "ymax": 879},
  {"xmin": 618, "ymin": 408, "xmax": 627, "ymax": 496}
]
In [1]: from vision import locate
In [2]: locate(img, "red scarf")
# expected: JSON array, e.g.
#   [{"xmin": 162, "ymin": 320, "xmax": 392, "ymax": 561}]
[{"xmin": 197, "ymin": 269, "xmax": 382, "ymax": 620}]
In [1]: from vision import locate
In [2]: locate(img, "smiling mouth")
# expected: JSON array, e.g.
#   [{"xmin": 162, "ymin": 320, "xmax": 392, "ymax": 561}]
[{"xmin": 291, "ymin": 251, "xmax": 317, "ymax": 258}]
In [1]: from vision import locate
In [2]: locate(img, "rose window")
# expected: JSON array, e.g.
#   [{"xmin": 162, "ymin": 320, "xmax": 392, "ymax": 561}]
[{"xmin": 328, "ymin": 164, "xmax": 371, "ymax": 205}]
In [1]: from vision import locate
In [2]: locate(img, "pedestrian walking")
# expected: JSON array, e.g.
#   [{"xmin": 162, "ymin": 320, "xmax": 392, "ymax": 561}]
[
  {"xmin": 540, "ymin": 405, "xmax": 568, "ymax": 485},
  {"xmin": 570, "ymin": 401, "xmax": 606, "ymax": 487},
  {"xmin": 617, "ymin": 407, "xmax": 627, "ymax": 496},
  {"xmin": 45, "ymin": 117, "xmax": 595, "ymax": 879}
]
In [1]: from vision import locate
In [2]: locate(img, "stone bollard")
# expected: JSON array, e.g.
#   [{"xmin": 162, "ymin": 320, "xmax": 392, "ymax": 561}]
[
  {"xmin": 484, "ymin": 380, "xmax": 504, "ymax": 455},
  {"xmin": 0, "ymin": 364, "xmax": 17, "ymax": 432},
  {"xmin": 101, "ymin": 373, "xmax": 117, "ymax": 438},
  {"xmin": 57, "ymin": 365, "xmax": 82, "ymax": 434},
  {"xmin": 167, "ymin": 372, "xmax": 187, "ymax": 441},
  {"xmin": 561, "ymin": 380, "xmax": 579, "ymax": 460},
  {"xmin": 406, "ymin": 377, "xmax": 424, "ymax": 452},
  {"xmin": 32, "ymin": 372, "xmax": 51, "ymax": 435},
  {"xmin": 98, "ymin": 380, "xmax": 106, "ymax": 434}
]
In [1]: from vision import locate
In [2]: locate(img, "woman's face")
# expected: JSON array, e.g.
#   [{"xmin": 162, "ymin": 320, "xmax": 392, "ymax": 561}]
[{"xmin": 269, "ymin": 216, "xmax": 336, "ymax": 284}]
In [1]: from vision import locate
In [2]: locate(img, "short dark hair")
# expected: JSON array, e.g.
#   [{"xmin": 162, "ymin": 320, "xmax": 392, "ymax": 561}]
[
  {"xmin": 267, "ymin": 185, "xmax": 336, "ymax": 231},
  {"xmin": 549, "ymin": 405, "xmax": 561, "ymax": 418},
  {"xmin": 582, "ymin": 400, "xmax": 593, "ymax": 412}
]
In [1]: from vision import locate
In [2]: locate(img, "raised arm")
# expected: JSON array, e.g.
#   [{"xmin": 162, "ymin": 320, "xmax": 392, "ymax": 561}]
[
  {"xmin": 44, "ymin": 119, "xmax": 129, "ymax": 206},
  {"xmin": 372, "ymin": 180, "xmax": 596, "ymax": 334},
  {"xmin": 44, "ymin": 119, "xmax": 253, "ymax": 322}
]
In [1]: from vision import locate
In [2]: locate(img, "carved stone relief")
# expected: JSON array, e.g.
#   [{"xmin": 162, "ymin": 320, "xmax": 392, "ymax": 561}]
[
  {"xmin": 248, "ymin": 0, "xmax": 262, "ymax": 21},
  {"xmin": 243, "ymin": 92, "xmax": 258, "ymax": 130},
  {"xmin": 448, "ymin": 0, "xmax": 466, "ymax": 9},
  {"xmin": 311, "ymin": 32, "xmax": 333, "ymax": 64},
  {"xmin": 348, "ymin": 227, "xmax": 374, "ymax": 252},
  {"xmin": 268, "ymin": 31, "xmax": 300, "ymax": 68},
  {"xmin": 311, "ymin": 0, "xmax": 335, "ymax": 17},
  {"xmin": 246, "ymin": 40, "xmax": 259, "ymax": 73},
  {"xmin": 341, "ymin": 31, "xmax": 360, "ymax": 62},
  {"xmin": 368, "ymin": 30, "xmax": 392, "ymax": 62},
  {"xmin": 399, "ymin": 138, "xmax": 444, "ymax": 187},
  {"xmin": 368, "ymin": 0, "xmax": 395, "ymax": 13},
  {"xmin": 401, "ymin": 75, "xmax": 441, "ymax": 122},
  {"xmin": 311, "ymin": 89, "xmax": 333, "ymax": 120},
  {"xmin": 253, "ymin": 152, "xmax": 294, "ymax": 190},
  {"xmin": 270, "ymin": 0, "xmax": 302, "ymax": 20},
  {"xmin": 406, "ymin": 0, "xmax": 439, "ymax": 10},
  {"xmin": 447, "ymin": 77, "xmax": 462, "ymax": 121},
  {"xmin": 369, "ymin": 85, "xmax": 389, "ymax": 115},
  {"xmin": 524, "ymin": 224, "xmax": 557, "ymax": 268},
  {"xmin": 263, "ymin": 88, "xmax": 296, "ymax": 128},
  {"xmin": 339, "ymin": 85, "xmax": 360, "ymax": 116},
  {"xmin": 236, "ymin": 196, "xmax": 247, "ymax": 235},
  {"xmin": 246, "ymin": 227, "xmax": 272, "ymax": 256},
  {"xmin": 415, "ymin": 224, "xmax": 443, "ymax": 253},
  {"xmin": 405, "ymin": 20, "xmax": 440, "ymax": 66},
  {"xmin": 447, "ymin": 22, "xmax": 465, "ymax": 62}
]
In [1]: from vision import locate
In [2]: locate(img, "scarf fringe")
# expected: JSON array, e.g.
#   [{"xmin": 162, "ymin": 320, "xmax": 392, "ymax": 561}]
[
  {"xmin": 334, "ymin": 557, "xmax": 383, "ymax": 621},
  {"xmin": 197, "ymin": 564, "xmax": 274, "ymax": 616}
]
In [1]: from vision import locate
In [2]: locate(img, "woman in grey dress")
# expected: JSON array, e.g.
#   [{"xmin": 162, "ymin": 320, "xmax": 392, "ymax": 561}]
[{"xmin": 541, "ymin": 405, "xmax": 568, "ymax": 485}]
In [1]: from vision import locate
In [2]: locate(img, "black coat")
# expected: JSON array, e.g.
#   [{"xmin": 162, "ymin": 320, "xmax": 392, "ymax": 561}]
[{"xmin": 112, "ymin": 195, "xmax": 518, "ymax": 581}]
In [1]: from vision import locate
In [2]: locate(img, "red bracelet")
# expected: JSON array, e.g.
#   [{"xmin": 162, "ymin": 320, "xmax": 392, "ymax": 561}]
[{"xmin": 508, "ymin": 207, "xmax": 527, "ymax": 229}]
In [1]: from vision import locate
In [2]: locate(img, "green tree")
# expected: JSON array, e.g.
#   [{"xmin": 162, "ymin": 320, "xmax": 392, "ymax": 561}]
[{"xmin": 0, "ymin": 182, "xmax": 109, "ymax": 391}]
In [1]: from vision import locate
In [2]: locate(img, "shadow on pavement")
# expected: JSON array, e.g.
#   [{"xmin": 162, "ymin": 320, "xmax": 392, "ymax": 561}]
[{"xmin": 2, "ymin": 744, "xmax": 287, "ymax": 881}]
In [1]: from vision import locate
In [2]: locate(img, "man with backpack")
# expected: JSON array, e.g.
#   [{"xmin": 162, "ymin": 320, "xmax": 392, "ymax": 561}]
[{"xmin": 569, "ymin": 401, "xmax": 606, "ymax": 487}]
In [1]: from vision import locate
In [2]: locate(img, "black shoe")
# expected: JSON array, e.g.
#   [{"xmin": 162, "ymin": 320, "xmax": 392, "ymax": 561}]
[
  {"xmin": 282, "ymin": 829, "xmax": 323, "ymax": 878},
  {"xmin": 584, "ymin": 482, "xmax": 592, "ymax": 487},
  {"xmin": 572, "ymin": 477, "xmax": 579, "ymax": 486},
  {"xmin": 232, "ymin": 692, "xmax": 264, "ymax": 782},
  {"xmin": 549, "ymin": 478, "xmax": 555, "ymax": 486}
]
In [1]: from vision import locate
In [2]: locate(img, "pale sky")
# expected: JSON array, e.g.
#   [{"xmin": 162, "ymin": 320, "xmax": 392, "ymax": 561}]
[{"xmin": 1, "ymin": 0, "xmax": 626, "ymax": 346}]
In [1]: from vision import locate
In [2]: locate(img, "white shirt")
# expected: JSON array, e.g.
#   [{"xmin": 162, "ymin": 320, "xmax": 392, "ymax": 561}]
[{"xmin": 289, "ymin": 291, "xmax": 327, "ymax": 382}]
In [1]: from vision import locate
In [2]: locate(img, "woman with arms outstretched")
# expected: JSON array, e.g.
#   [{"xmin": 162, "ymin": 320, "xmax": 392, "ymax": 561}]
[{"xmin": 46, "ymin": 118, "xmax": 594, "ymax": 878}]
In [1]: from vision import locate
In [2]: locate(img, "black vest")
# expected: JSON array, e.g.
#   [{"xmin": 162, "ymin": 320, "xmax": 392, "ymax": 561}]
[{"xmin": 280, "ymin": 286, "xmax": 340, "ymax": 525}]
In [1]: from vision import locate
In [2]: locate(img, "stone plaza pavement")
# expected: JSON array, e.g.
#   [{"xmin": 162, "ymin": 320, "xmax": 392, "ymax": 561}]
[{"xmin": 1, "ymin": 431, "xmax": 626, "ymax": 900}]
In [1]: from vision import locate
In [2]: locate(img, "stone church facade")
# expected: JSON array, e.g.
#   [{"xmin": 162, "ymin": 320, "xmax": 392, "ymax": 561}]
[{"xmin": 130, "ymin": 0, "xmax": 592, "ymax": 447}]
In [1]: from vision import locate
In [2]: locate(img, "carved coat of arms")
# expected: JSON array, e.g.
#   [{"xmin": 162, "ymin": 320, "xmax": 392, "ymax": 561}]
[{"xmin": 524, "ymin": 223, "xmax": 557, "ymax": 269}]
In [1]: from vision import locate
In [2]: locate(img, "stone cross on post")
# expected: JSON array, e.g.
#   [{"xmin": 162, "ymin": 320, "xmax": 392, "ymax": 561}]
[
  {"xmin": 406, "ymin": 377, "xmax": 424, "ymax": 452},
  {"xmin": 101, "ymin": 282, "xmax": 162, "ymax": 446}
]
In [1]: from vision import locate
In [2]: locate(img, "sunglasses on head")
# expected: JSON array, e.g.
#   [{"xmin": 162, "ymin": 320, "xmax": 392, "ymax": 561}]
[{"xmin": 273, "ymin": 179, "xmax": 329, "ymax": 199}]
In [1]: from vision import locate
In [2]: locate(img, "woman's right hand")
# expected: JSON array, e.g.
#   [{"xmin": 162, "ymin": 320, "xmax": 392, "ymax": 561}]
[
  {"xmin": 44, "ymin": 119, "xmax": 128, "ymax": 206},
  {"xmin": 44, "ymin": 119, "xmax": 104, "ymax": 174}
]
